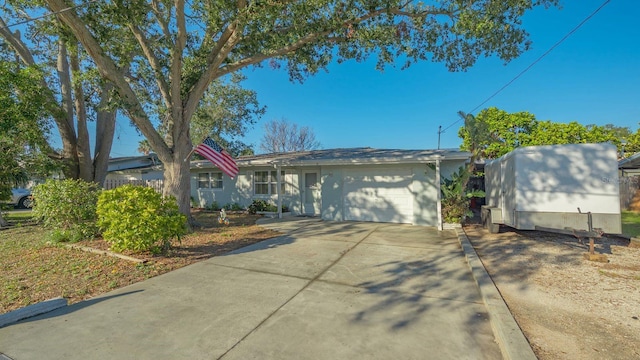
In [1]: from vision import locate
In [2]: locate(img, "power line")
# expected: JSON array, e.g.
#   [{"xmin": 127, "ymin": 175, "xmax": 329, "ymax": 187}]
[
  {"xmin": 438, "ymin": 0, "xmax": 611, "ymax": 136},
  {"xmin": 0, "ymin": 0, "xmax": 99, "ymax": 31}
]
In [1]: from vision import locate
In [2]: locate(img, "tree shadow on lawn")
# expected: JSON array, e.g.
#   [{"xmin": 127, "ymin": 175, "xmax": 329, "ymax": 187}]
[{"xmin": 461, "ymin": 224, "xmax": 626, "ymax": 289}]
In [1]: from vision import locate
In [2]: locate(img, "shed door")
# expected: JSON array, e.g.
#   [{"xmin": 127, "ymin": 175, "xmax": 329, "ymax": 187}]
[{"xmin": 343, "ymin": 168, "xmax": 413, "ymax": 224}]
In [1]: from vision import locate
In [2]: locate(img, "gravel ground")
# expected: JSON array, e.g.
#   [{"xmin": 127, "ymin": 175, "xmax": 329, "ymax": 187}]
[{"xmin": 464, "ymin": 224, "xmax": 640, "ymax": 360}]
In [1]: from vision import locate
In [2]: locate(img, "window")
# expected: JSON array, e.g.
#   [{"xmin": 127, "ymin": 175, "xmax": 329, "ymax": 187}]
[
  {"xmin": 198, "ymin": 172, "xmax": 223, "ymax": 189},
  {"xmin": 254, "ymin": 170, "xmax": 285, "ymax": 195}
]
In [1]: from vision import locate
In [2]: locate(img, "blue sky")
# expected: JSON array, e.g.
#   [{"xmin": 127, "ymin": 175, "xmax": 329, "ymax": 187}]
[{"xmin": 109, "ymin": 0, "xmax": 639, "ymax": 157}]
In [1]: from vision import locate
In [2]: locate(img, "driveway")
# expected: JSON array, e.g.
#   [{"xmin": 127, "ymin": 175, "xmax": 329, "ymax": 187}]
[{"xmin": 0, "ymin": 220, "xmax": 502, "ymax": 359}]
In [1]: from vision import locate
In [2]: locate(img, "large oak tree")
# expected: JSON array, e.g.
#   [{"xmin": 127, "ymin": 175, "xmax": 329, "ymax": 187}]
[{"xmin": 41, "ymin": 0, "xmax": 559, "ymax": 221}]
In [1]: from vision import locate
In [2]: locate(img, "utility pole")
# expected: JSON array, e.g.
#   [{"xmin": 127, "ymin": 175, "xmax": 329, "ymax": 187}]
[{"xmin": 437, "ymin": 125, "xmax": 442, "ymax": 149}]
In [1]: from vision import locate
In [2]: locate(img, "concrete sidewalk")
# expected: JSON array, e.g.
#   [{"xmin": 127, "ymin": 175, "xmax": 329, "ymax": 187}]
[{"xmin": 1, "ymin": 220, "xmax": 504, "ymax": 359}]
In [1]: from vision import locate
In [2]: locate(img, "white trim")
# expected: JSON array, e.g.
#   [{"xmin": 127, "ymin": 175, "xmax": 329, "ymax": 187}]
[{"xmin": 276, "ymin": 165, "xmax": 283, "ymax": 219}]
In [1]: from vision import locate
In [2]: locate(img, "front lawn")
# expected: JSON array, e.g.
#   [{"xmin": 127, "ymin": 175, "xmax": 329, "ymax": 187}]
[
  {"xmin": 621, "ymin": 211, "xmax": 640, "ymax": 237},
  {"xmin": 0, "ymin": 211, "xmax": 279, "ymax": 314}
]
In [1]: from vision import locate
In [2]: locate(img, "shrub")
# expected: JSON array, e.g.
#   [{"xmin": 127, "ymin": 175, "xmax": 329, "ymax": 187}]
[
  {"xmin": 441, "ymin": 195, "xmax": 471, "ymax": 224},
  {"xmin": 205, "ymin": 201, "xmax": 220, "ymax": 211},
  {"xmin": 32, "ymin": 179, "xmax": 100, "ymax": 242},
  {"xmin": 223, "ymin": 202, "xmax": 244, "ymax": 211},
  {"xmin": 247, "ymin": 199, "xmax": 288, "ymax": 214},
  {"xmin": 96, "ymin": 185, "xmax": 187, "ymax": 253}
]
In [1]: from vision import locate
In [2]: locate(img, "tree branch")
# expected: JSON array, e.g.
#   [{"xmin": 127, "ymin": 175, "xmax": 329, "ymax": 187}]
[
  {"xmin": 70, "ymin": 48, "xmax": 93, "ymax": 181},
  {"xmin": 168, "ymin": 0, "xmax": 188, "ymax": 148},
  {"xmin": 44, "ymin": 0, "xmax": 171, "ymax": 160},
  {"xmin": 215, "ymin": 30, "xmax": 331, "ymax": 79},
  {"xmin": 0, "ymin": 18, "xmax": 36, "ymax": 65},
  {"xmin": 207, "ymin": 4, "xmax": 455, "ymax": 83},
  {"xmin": 128, "ymin": 23, "xmax": 172, "ymax": 109},
  {"xmin": 150, "ymin": 0, "xmax": 172, "ymax": 40},
  {"xmin": 182, "ymin": 13, "xmax": 245, "ymax": 124}
]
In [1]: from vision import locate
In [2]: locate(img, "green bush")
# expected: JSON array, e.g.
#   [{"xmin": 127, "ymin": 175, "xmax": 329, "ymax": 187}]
[
  {"xmin": 96, "ymin": 185, "xmax": 187, "ymax": 253},
  {"xmin": 441, "ymin": 195, "xmax": 471, "ymax": 224},
  {"xmin": 205, "ymin": 200, "xmax": 220, "ymax": 211},
  {"xmin": 32, "ymin": 179, "xmax": 100, "ymax": 242},
  {"xmin": 223, "ymin": 202, "xmax": 244, "ymax": 211},
  {"xmin": 247, "ymin": 199, "xmax": 288, "ymax": 214}
]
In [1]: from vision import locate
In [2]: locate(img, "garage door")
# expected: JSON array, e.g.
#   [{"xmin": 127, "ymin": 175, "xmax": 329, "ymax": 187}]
[{"xmin": 343, "ymin": 168, "xmax": 414, "ymax": 224}]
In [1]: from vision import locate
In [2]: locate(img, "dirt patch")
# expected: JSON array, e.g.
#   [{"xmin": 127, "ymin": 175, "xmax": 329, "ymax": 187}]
[
  {"xmin": 74, "ymin": 212, "xmax": 279, "ymax": 269},
  {"xmin": 1, "ymin": 212, "xmax": 279, "ymax": 314},
  {"xmin": 464, "ymin": 225, "xmax": 640, "ymax": 360}
]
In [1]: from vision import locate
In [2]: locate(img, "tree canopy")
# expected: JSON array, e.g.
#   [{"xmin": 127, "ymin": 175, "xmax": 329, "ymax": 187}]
[
  {"xmin": 33, "ymin": 0, "xmax": 559, "ymax": 219},
  {"xmin": 0, "ymin": 61, "xmax": 57, "ymax": 228},
  {"xmin": 0, "ymin": 5, "xmax": 118, "ymax": 184},
  {"xmin": 458, "ymin": 107, "xmax": 633, "ymax": 159}
]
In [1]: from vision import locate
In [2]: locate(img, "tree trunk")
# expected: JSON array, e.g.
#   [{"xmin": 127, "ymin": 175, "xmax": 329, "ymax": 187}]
[
  {"xmin": 93, "ymin": 83, "xmax": 117, "ymax": 186},
  {"xmin": 57, "ymin": 40, "xmax": 80, "ymax": 179},
  {"xmin": 0, "ymin": 213, "xmax": 7, "ymax": 228},
  {"xmin": 70, "ymin": 50, "xmax": 94, "ymax": 182},
  {"xmin": 160, "ymin": 137, "xmax": 193, "ymax": 226}
]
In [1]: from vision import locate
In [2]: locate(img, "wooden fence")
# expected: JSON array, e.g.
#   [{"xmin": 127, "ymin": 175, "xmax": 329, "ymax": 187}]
[
  {"xmin": 619, "ymin": 176, "xmax": 640, "ymax": 211},
  {"xmin": 103, "ymin": 179, "xmax": 164, "ymax": 193}
]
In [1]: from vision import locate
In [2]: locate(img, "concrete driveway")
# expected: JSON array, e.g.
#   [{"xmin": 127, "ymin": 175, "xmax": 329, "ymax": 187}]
[{"xmin": 0, "ymin": 219, "xmax": 503, "ymax": 359}]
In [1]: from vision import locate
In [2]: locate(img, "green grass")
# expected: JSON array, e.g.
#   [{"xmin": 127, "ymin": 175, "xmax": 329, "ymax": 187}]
[
  {"xmin": 621, "ymin": 211, "xmax": 640, "ymax": 237},
  {"xmin": 1, "ymin": 210, "xmax": 36, "ymax": 227},
  {"xmin": 3, "ymin": 211, "xmax": 35, "ymax": 221}
]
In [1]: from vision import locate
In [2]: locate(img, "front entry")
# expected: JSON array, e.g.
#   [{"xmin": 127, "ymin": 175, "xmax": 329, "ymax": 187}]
[{"xmin": 302, "ymin": 171, "xmax": 321, "ymax": 215}]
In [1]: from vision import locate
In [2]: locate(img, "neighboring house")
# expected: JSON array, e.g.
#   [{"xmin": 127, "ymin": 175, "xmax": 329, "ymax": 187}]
[
  {"xmin": 619, "ymin": 152, "xmax": 640, "ymax": 177},
  {"xmin": 191, "ymin": 147, "xmax": 470, "ymax": 228},
  {"xmin": 618, "ymin": 153, "xmax": 640, "ymax": 210},
  {"xmin": 105, "ymin": 154, "xmax": 164, "ymax": 181}
]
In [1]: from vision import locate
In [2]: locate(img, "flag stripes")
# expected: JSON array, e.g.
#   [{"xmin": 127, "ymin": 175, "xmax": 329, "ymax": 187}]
[{"xmin": 195, "ymin": 137, "xmax": 239, "ymax": 179}]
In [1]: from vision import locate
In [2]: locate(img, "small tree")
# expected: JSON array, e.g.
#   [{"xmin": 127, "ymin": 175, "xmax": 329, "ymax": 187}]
[
  {"xmin": 440, "ymin": 167, "xmax": 484, "ymax": 224},
  {"xmin": 260, "ymin": 118, "xmax": 321, "ymax": 153}
]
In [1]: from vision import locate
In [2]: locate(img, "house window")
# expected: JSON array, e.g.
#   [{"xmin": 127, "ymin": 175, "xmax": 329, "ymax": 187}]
[
  {"xmin": 254, "ymin": 170, "xmax": 285, "ymax": 195},
  {"xmin": 198, "ymin": 172, "xmax": 223, "ymax": 189}
]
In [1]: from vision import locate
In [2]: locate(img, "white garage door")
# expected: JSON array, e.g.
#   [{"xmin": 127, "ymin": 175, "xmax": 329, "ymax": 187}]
[{"xmin": 343, "ymin": 168, "xmax": 414, "ymax": 224}]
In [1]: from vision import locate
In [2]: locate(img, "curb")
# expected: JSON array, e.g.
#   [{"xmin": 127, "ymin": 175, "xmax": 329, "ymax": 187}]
[
  {"xmin": 0, "ymin": 297, "xmax": 67, "ymax": 328},
  {"xmin": 454, "ymin": 228, "xmax": 537, "ymax": 360}
]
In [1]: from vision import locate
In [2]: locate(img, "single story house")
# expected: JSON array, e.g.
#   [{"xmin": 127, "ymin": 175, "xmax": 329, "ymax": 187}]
[{"xmin": 191, "ymin": 147, "xmax": 470, "ymax": 228}]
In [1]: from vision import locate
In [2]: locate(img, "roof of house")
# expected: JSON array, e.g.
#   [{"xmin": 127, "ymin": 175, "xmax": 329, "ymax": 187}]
[
  {"xmin": 108, "ymin": 154, "xmax": 160, "ymax": 172},
  {"xmin": 619, "ymin": 152, "xmax": 640, "ymax": 169},
  {"xmin": 191, "ymin": 147, "xmax": 470, "ymax": 169}
]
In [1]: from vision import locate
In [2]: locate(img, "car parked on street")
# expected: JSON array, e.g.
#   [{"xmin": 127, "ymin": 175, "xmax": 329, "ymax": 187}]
[{"xmin": 10, "ymin": 188, "xmax": 33, "ymax": 209}]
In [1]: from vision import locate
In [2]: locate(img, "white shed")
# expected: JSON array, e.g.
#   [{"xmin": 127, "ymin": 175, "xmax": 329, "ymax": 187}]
[{"xmin": 483, "ymin": 143, "xmax": 621, "ymax": 234}]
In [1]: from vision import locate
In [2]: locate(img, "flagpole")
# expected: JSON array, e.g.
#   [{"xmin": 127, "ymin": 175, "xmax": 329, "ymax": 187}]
[{"xmin": 184, "ymin": 134, "xmax": 211, "ymax": 162}]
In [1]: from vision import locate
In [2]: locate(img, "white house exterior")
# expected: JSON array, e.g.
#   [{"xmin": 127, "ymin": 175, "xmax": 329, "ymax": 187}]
[{"xmin": 191, "ymin": 147, "xmax": 470, "ymax": 227}]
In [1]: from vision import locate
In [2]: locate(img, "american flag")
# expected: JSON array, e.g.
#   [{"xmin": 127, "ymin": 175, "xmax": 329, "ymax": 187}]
[{"xmin": 195, "ymin": 137, "xmax": 239, "ymax": 179}]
